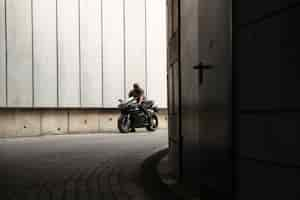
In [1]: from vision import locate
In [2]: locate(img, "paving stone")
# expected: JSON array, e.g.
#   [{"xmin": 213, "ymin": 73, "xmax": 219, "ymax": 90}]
[
  {"xmin": 0, "ymin": 130, "xmax": 168, "ymax": 200},
  {"xmin": 26, "ymin": 189, "xmax": 39, "ymax": 200},
  {"xmin": 86, "ymin": 174, "xmax": 100, "ymax": 200},
  {"xmin": 38, "ymin": 188, "xmax": 51, "ymax": 200},
  {"xmin": 51, "ymin": 186, "xmax": 64, "ymax": 200}
]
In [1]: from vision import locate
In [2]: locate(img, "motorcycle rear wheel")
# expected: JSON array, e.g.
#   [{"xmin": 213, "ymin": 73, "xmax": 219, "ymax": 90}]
[{"xmin": 146, "ymin": 114, "xmax": 159, "ymax": 131}]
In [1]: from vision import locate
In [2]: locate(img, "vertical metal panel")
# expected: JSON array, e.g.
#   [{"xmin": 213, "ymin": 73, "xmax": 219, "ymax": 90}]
[
  {"xmin": 146, "ymin": 0, "xmax": 167, "ymax": 107},
  {"xmin": 6, "ymin": 0, "xmax": 33, "ymax": 107},
  {"xmin": 102, "ymin": 0, "xmax": 124, "ymax": 107},
  {"xmin": 33, "ymin": 0, "xmax": 57, "ymax": 107},
  {"xmin": 58, "ymin": 0, "xmax": 80, "ymax": 107},
  {"xmin": 0, "ymin": 0, "xmax": 6, "ymax": 106},
  {"xmin": 124, "ymin": 0, "xmax": 146, "ymax": 98},
  {"xmin": 167, "ymin": 0, "xmax": 172, "ymax": 40},
  {"xmin": 80, "ymin": 0, "xmax": 102, "ymax": 107}
]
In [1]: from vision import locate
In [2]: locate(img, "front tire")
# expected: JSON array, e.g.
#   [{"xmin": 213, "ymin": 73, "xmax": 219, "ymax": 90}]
[
  {"xmin": 146, "ymin": 113, "xmax": 159, "ymax": 131},
  {"xmin": 118, "ymin": 114, "xmax": 131, "ymax": 133}
]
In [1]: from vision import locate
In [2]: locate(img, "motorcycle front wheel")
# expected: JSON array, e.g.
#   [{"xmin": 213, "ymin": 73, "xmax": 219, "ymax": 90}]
[
  {"xmin": 118, "ymin": 114, "xmax": 131, "ymax": 133},
  {"xmin": 146, "ymin": 113, "xmax": 159, "ymax": 131}
]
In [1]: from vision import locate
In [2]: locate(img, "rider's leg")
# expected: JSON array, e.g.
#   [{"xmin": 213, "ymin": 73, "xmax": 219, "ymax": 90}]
[{"xmin": 138, "ymin": 104, "xmax": 149, "ymax": 120}]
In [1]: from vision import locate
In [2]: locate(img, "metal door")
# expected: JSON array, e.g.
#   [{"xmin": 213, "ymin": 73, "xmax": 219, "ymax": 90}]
[
  {"xmin": 180, "ymin": 0, "xmax": 231, "ymax": 194},
  {"xmin": 167, "ymin": 0, "xmax": 181, "ymax": 180}
]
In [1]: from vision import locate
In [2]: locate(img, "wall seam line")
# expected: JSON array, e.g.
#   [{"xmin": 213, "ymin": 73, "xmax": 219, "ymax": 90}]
[
  {"xmin": 238, "ymin": 155, "xmax": 300, "ymax": 169},
  {"xmin": 67, "ymin": 111, "xmax": 70, "ymax": 133},
  {"xmin": 39, "ymin": 110, "xmax": 42, "ymax": 135},
  {"xmin": 56, "ymin": 0, "xmax": 59, "ymax": 107},
  {"xmin": 177, "ymin": 0, "xmax": 183, "ymax": 181},
  {"xmin": 78, "ymin": 0, "xmax": 82, "ymax": 107},
  {"xmin": 4, "ymin": 0, "xmax": 7, "ymax": 106},
  {"xmin": 123, "ymin": 0, "xmax": 126, "ymax": 100},
  {"xmin": 101, "ymin": 0, "xmax": 104, "ymax": 107},
  {"xmin": 240, "ymin": 109, "xmax": 300, "ymax": 115},
  {"xmin": 31, "ymin": 0, "xmax": 35, "ymax": 107},
  {"xmin": 145, "ymin": 0, "xmax": 148, "ymax": 97},
  {"xmin": 237, "ymin": 1, "xmax": 300, "ymax": 29}
]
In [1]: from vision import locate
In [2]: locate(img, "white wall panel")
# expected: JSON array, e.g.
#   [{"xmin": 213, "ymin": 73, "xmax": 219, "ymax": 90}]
[
  {"xmin": 102, "ymin": 0, "xmax": 124, "ymax": 107},
  {"xmin": 80, "ymin": 0, "xmax": 102, "ymax": 107},
  {"xmin": 7, "ymin": 0, "xmax": 32, "ymax": 107},
  {"xmin": 33, "ymin": 0, "xmax": 57, "ymax": 107},
  {"xmin": 2, "ymin": 0, "xmax": 167, "ymax": 109},
  {"xmin": 146, "ymin": 0, "xmax": 167, "ymax": 108},
  {"xmin": 125, "ymin": 0, "xmax": 146, "ymax": 98},
  {"xmin": 0, "ymin": 0, "xmax": 6, "ymax": 106},
  {"xmin": 58, "ymin": 0, "xmax": 80, "ymax": 107}
]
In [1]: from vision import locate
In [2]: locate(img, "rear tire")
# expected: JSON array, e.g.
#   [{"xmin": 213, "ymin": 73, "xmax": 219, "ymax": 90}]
[
  {"xmin": 146, "ymin": 113, "xmax": 159, "ymax": 131},
  {"xmin": 118, "ymin": 115, "xmax": 131, "ymax": 133}
]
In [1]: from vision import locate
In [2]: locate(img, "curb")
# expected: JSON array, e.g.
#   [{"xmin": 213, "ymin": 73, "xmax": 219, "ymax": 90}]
[{"xmin": 139, "ymin": 148, "xmax": 183, "ymax": 200}]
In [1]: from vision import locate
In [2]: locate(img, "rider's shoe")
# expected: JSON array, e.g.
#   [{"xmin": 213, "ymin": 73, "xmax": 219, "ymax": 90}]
[{"xmin": 130, "ymin": 128, "xmax": 136, "ymax": 132}]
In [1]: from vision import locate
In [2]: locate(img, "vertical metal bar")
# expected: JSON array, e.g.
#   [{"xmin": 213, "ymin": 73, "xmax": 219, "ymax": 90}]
[
  {"xmin": 67, "ymin": 111, "xmax": 70, "ymax": 133},
  {"xmin": 166, "ymin": 0, "xmax": 169, "ymax": 112},
  {"xmin": 123, "ymin": 0, "xmax": 126, "ymax": 100},
  {"xmin": 144, "ymin": 0, "xmax": 148, "ymax": 97},
  {"xmin": 31, "ymin": 0, "xmax": 34, "ymax": 107},
  {"xmin": 101, "ymin": 0, "xmax": 104, "ymax": 107},
  {"xmin": 177, "ymin": 0, "xmax": 183, "ymax": 183},
  {"xmin": 56, "ymin": 0, "xmax": 59, "ymax": 107},
  {"xmin": 4, "ymin": 0, "xmax": 7, "ymax": 106},
  {"xmin": 230, "ymin": 0, "xmax": 235, "ymax": 196},
  {"xmin": 78, "ymin": 0, "xmax": 82, "ymax": 107},
  {"xmin": 39, "ymin": 110, "xmax": 42, "ymax": 135}
]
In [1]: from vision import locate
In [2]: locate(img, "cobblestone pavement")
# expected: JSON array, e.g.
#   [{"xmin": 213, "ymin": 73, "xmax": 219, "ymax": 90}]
[{"xmin": 0, "ymin": 130, "xmax": 168, "ymax": 200}]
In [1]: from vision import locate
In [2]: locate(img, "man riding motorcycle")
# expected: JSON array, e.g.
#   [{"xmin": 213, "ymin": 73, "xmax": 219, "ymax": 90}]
[
  {"xmin": 128, "ymin": 83, "xmax": 149, "ymax": 132},
  {"xmin": 128, "ymin": 83, "xmax": 145, "ymax": 104}
]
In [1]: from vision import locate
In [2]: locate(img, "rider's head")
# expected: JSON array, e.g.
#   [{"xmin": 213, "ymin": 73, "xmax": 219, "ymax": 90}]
[{"xmin": 133, "ymin": 83, "xmax": 139, "ymax": 90}]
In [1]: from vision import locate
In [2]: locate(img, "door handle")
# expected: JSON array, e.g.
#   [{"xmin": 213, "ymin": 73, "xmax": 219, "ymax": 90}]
[
  {"xmin": 193, "ymin": 62, "xmax": 213, "ymax": 70},
  {"xmin": 193, "ymin": 62, "xmax": 213, "ymax": 84}
]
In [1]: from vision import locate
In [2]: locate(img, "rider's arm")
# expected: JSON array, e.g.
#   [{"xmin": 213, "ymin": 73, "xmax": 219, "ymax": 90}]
[
  {"xmin": 139, "ymin": 95, "xmax": 144, "ymax": 104},
  {"xmin": 139, "ymin": 89, "xmax": 145, "ymax": 104},
  {"xmin": 128, "ymin": 91, "xmax": 132, "ymax": 98}
]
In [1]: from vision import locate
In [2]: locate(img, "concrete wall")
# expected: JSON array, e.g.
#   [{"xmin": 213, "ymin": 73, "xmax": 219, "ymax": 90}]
[
  {"xmin": 0, "ymin": 0, "xmax": 167, "ymax": 109},
  {"xmin": 169, "ymin": 0, "xmax": 231, "ymax": 194},
  {"xmin": 0, "ymin": 109, "xmax": 168, "ymax": 138},
  {"xmin": 237, "ymin": 1, "xmax": 300, "ymax": 199}
]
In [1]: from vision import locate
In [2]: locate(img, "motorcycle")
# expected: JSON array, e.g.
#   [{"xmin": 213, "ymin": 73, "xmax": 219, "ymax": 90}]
[{"xmin": 117, "ymin": 97, "xmax": 159, "ymax": 133}]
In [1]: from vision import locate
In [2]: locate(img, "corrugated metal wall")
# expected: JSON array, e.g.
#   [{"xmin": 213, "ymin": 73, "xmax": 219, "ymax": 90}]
[
  {"xmin": 0, "ymin": 0, "xmax": 5, "ymax": 106},
  {"xmin": 146, "ymin": 0, "xmax": 167, "ymax": 108},
  {"xmin": 7, "ymin": 0, "xmax": 33, "ymax": 107},
  {"xmin": 33, "ymin": 0, "xmax": 57, "ymax": 107},
  {"xmin": 0, "ymin": 0, "xmax": 167, "ymax": 108}
]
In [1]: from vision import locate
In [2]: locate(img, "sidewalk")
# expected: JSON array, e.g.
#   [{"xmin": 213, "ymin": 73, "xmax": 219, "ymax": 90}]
[
  {"xmin": 156, "ymin": 152, "xmax": 201, "ymax": 200},
  {"xmin": 0, "ymin": 130, "xmax": 169, "ymax": 200},
  {"xmin": 140, "ymin": 148, "xmax": 202, "ymax": 200},
  {"xmin": 154, "ymin": 149, "xmax": 232, "ymax": 200},
  {"xmin": 139, "ymin": 148, "xmax": 182, "ymax": 200}
]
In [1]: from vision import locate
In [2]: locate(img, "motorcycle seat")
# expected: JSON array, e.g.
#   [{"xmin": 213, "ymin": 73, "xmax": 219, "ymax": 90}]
[{"xmin": 143, "ymin": 100, "xmax": 154, "ymax": 107}]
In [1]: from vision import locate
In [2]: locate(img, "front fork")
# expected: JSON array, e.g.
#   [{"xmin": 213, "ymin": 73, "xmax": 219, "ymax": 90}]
[
  {"xmin": 147, "ymin": 110, "xmax": 154, "ymax": 124},
  {"xmin": 123, "ymin": 114, "xmax": 131, "ymax": 128}
]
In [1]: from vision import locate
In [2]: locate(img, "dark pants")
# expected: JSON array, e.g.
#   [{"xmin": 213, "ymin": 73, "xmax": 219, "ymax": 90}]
[{"xmin": 131, "ymin": 104, "xmax": 148, "ymax": 132}]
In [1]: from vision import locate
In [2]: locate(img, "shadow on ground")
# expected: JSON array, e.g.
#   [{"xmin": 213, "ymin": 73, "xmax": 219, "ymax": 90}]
[{"xmin": 139, "ymin": 148, "xmax": 183, "ymax": 200}]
